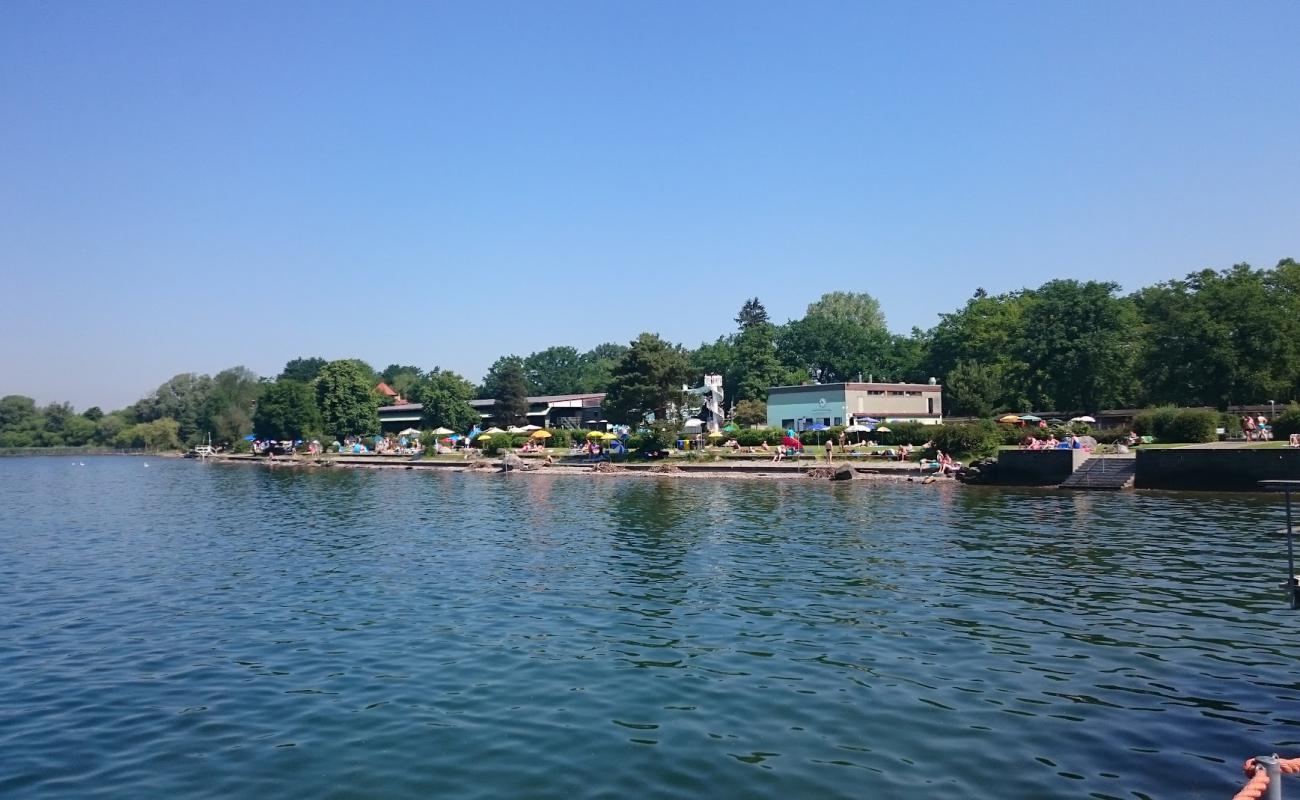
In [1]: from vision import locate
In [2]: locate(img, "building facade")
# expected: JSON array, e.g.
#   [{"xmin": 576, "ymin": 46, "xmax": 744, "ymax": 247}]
[{"xmin": 766, "ymin": 382, "xmax": 943, "ymax": 430}]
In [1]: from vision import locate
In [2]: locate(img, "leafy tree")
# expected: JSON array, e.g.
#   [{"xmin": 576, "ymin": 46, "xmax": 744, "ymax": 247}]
[
  {"xmin": 94, "ymin": 413, "xmax": 131, "ymax": 446},
  {"xmin": 735, "ymin": 297, "xmax": 770, "ymax": 330},
  {"xmin": 806, "ymin": 291, "xmax": 887, "ymax": 331},
  {"xmin": 415, "ymin": 369, "xmax": 481, "ymax": 433},
  {"xmin": 61, "ymin": 415, "xmax": 96, "ymax": 446},
  {"xmin": 485, "ymin": 358, "xmax": 530, "ymax": 426},
  {"xmin": 199, "ymin": 366, "xmax": 260, "ymax": 445},
  {"xmin": 315, "ymin": 360, "xmax": 379, "ymax": 439},
  {"xmin": 279, "ymin": 357, "xmax": 328, "ymax": 383},
  {"xmin": 944, "ymin": 360, "xmax": 1003, "ymax": 417},
  {"xmin": 523, "ymin": 346, "xmax": 584, "ymax": 396},
  {"xmin": 380, "ymin": 364, "xmax": 423, "ymax": 400},
  {"xmin": 117, "ymin": 418, "xmax": 182, "ymax": 450},
  {"xmin": 253, "ymin": 380, "xmax": 321, "ymax": 441},
  {"xmin": 1134, "ymin": 260, "xmax": 1300, "ymax": 407},
  {"xmin": 1017, "ymin": 280, "xmax": 1140, "ymax": 411},
  {"xmin": 82, "ymin": 406, "xmax": 104, "ymax": 422},
  {"xmin": 0, "ymin": 395, "xmax": 37, "ymax": 430},
  {"xmin": 778, "ymin": 314, "xmax": 893, "ymax": 383},
  {"xmin": 925, "ymin": 289, "xmax": 1034, "ymax": 411},
  {"xmin": 603, "ymin": 333, "xmax": 691, "ymax": 424},
  {"xmin": 134, "ymin": 373, "xmax": 213, "ymax": 442},
  {"xmin": 733, "ymin": 398, "xmax": 768, "ymax": 427},
  {"xmin": 577, "ymin": 343, "xmax": 629, "ymax": 393},
  {"xmin": 736, "ymin": 330, "xmax": 790, "ymax": 401}
]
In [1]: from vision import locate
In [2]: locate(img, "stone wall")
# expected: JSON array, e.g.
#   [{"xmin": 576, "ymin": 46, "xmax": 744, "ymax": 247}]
[
  {"xmin": 1135, "ymin": 449, "xmax": 1300, "ymax": 491},
  {"xmin": 992, "ymin": 449, "xmax": 1090, "ymax": 485}
]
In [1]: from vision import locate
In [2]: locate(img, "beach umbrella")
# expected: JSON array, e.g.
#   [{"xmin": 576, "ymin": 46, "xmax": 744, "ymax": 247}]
[
  {"xmin": 399, "ymin": 427, "xmax": 421, "ymax": 437},
  {"xmin": 722, "ymin": 423, "xmax": 739, "ymax": 432},
  {"xmin": 476, "ymin": 433, "xmax": 491, "ymax": 442},
  {"xmin": 432, "ymin": 427, "xmax": 454, "ymax": 436},
  {"xmin": 1070, "ymin": 416, "xmax": 1096, "ymax": 424},
  {"xmin": 875, "ymin": 426, "xmax": 892, "ymax": 433},
  {"xmin": 586, "ymin": 430, "xmax": 604, "ymax": 438},
  {"xmin": 244, "ymin": 434, "xmax": 257, "ymax": 441},
  {"xmin": 531, "ymin": 430, "xmax": 552, "ymax": 439},
  {"xmin": 859, "ymin": 417, "xmax": 881, "ymax": 424},
  {"xmin": 1018, "ymin": 414, "xmax": 1042, "ymax": 422},
  {"xmin": 522, "ymin": 425, "xmax": 542, "ymax": 432},
  {"xmin": 483, "ymin": 427, "xmax": 506, "ymax": 435},
  {"xmin": 601, "ymin": 431, "xmax": 620, "ymax": 440},
  {"xmin": 996, "ymin": 414, "xmax": 1021, "ymax": 423},
  {"xmin": 707, "ymin": 430, "xmax": 724, "ymax": 439},
  {"xmin": 782, "ymin": 435, "xmax": 801, "ymax": 449},
  {"xmin": 844, "ymin": 424, "xmax": 870, "ymax": 432}
]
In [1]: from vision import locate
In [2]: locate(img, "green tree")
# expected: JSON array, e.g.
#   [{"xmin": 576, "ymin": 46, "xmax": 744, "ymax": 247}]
[
  {"xmin": 1017, "ymin": 280, "xmax": 1140, "ymax": 411},
  {"xmin": 278, "ymin": 357, "xmax": 328, "ymax": 383},
  {"xmin": 944, "ymin": 360, "xmax": 1003, "ymax": 417},
  {"xmin": 61, "ymin": 416, "xmax": 96, "ymax": 446},
  {"xmin": 118, "ymin": 418, "xmax": 182, "ymax": 450},
  {"xmin": 577, "ymin": 343, "xmax": 629, "ymax": 393},
  {"xmin": 134, "ymin": 373, "xmax": 213, "ymax": 441},
  {"xmin": 805, "ymin": 290, "xmax": 887, "ymax": 331},
  {"xmin": 82, "ymin": 406, "xmax": 104, "ymax": 422},
  {"xmin": 485, "ymin": 357, "xmax": 530, "ymax": 426},
  {"xmin": 415, "ymin": 368, "xmax": 480, "ymax": 433},
  {"xmin": 778, "ymin": 314, "xmax": 893, "ymax": 383},
  {"xmin": 603, "ymin": 333, "xmax": 691, "ymax": 424},
  {"xmin": 199, "ymin": 366, "xmax": 260, "ymax": 445},
  {"xmin": 523, "ymin": 346, "xmax": 584, "ymax": 396},
  {"xmin": 924, "ymin": 289, "xmax": 1034, "ymax": 411},
  {"xmin": 253, "ymin": 380, "xmax": 322, "ymax": 441},
  {"xmin": 735, "ymin": 297, "xmax": 770, "ymax": 329},
  {"xmin": 315, "ymin": 360, "xmax": 379, "ymax": 439},
  {"xmin": 0, "ymin": 395, "xmax": 37, "ymax": 430},
  {"xmin": 1134, "ymin": 260, "xmax": 1300, "ymax": 407},
  {"xmin": 733, "ymin": 398, "xmax": 768, "ymax": 427},
  {"xmin": 380, "ymin": 364, "xmax": 424, "ymax": 399}
]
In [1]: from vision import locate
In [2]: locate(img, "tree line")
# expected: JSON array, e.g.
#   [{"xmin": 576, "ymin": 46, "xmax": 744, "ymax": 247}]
[{"xmin": 3, "ymin": 258, "xmax": 1297, "ymax": 449}]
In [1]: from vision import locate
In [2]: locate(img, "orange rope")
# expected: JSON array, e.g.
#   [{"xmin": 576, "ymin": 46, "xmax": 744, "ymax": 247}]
[{"xmin": 1232, "ymin": 756, "xmax": 1300, "ymax": 800}]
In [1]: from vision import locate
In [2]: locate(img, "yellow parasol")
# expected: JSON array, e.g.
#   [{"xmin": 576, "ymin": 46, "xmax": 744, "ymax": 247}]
[
  {"xmin": 997, "ymin": 414, "xmax": 1021, "ymax": 424},
  {"xmin": 531, "ymin": 430, "xmax": 552, "ymax": 439},
  {"xmin": 706, "ymin": 430, "xmax": 725, "ymax": 438}
]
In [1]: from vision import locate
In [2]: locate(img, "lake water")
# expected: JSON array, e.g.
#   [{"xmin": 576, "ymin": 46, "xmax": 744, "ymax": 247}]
[{"xmin": 1, "ymin": 457, "xmax": 1296, "ymax": 799}]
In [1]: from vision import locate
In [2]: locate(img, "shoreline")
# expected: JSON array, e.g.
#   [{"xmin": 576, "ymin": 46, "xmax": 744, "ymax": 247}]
[{"xmin": 199, "ymin": 452, "xmax": 938, "ymax": 484}]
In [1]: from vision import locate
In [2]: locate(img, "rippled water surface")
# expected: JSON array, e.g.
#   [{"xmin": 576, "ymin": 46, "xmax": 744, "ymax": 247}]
[{"xmin": 1, "ymin": 457, "xmax": 1297, "ymax": 799}]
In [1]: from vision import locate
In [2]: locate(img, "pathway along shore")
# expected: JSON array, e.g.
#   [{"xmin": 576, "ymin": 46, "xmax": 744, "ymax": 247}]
[{"xmin": 202, "ymin": 452, "xmax": 940, "ymax": 483}]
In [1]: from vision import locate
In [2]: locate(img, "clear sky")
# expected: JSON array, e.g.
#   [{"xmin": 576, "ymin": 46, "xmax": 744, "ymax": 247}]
[{"xmin": 3, "ymin": 1, "xmax": 1297, "ymax": 411}]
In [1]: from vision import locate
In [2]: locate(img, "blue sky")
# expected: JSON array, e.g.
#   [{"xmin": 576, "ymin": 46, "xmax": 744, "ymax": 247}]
[{"xmin": 2, "ymin": 1, "xmax": 1297, "ymax": 410}]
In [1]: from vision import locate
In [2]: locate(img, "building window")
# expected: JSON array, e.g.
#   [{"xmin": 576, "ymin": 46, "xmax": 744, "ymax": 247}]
[
  {"xmin": 888, "ymin": 391, "xmax": 904, "ymax": 396},
  {"xmin": 781, "ymin": 419, "xmax": 794, "ymax": 430},
  {"xmin": 867, "ymin": 390, "xmax": 884, "ymax": 396},
  {"xmin": 927, "ymin": 398, "xmax": 934, "ymax": 414},
  {"xmin": 833, "ymin": 417, "xmax": 842, "ymax": 426}
]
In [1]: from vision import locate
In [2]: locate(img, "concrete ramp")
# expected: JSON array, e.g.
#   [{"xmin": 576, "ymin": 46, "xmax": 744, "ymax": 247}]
[{"xmin": 1060, "ymin": 457, "xmax": 1136, "ymax": 490}]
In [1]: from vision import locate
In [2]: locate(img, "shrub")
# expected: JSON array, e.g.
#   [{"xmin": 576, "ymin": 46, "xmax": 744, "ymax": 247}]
[
  {"xmin": 875, "ymin": 422, "xmax": 932, "ymax": 447},
  {"xmin": 1271, "ymin": 404, "xmax": 1300, "ymax": 438},
  {"xmin": 482, "ymin": 436, "xmax": 514, "ymax": 456},
  {"xmin": 928, "ymin": 421, "xmax": 999, "ymax": 458},
  {"xmin": 1132, "ymin": 406, "xmax": 1179, "ymax": 438},
  {"xmin": 1164, "ymin": 409, "xmax": 1218, "ymax": 443},
  {"xmin": 736, "ymin": 427, "xmax": 782, "ymax": 447}
]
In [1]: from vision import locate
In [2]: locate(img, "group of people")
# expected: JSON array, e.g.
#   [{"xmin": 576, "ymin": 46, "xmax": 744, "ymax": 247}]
[
  {"xmin": 1242, "ymin": 415, "xmax": 1272, "ymax": 442},
  {"xmin": 1022, "ymin": 434, "xmax": 1090, "ymax": 451}
]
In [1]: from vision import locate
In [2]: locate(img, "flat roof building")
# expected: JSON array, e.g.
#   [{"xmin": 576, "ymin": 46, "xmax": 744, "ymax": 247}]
[{"xmin": 766, "ymin": 382, "xmax": 943, "ymax": 430}]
